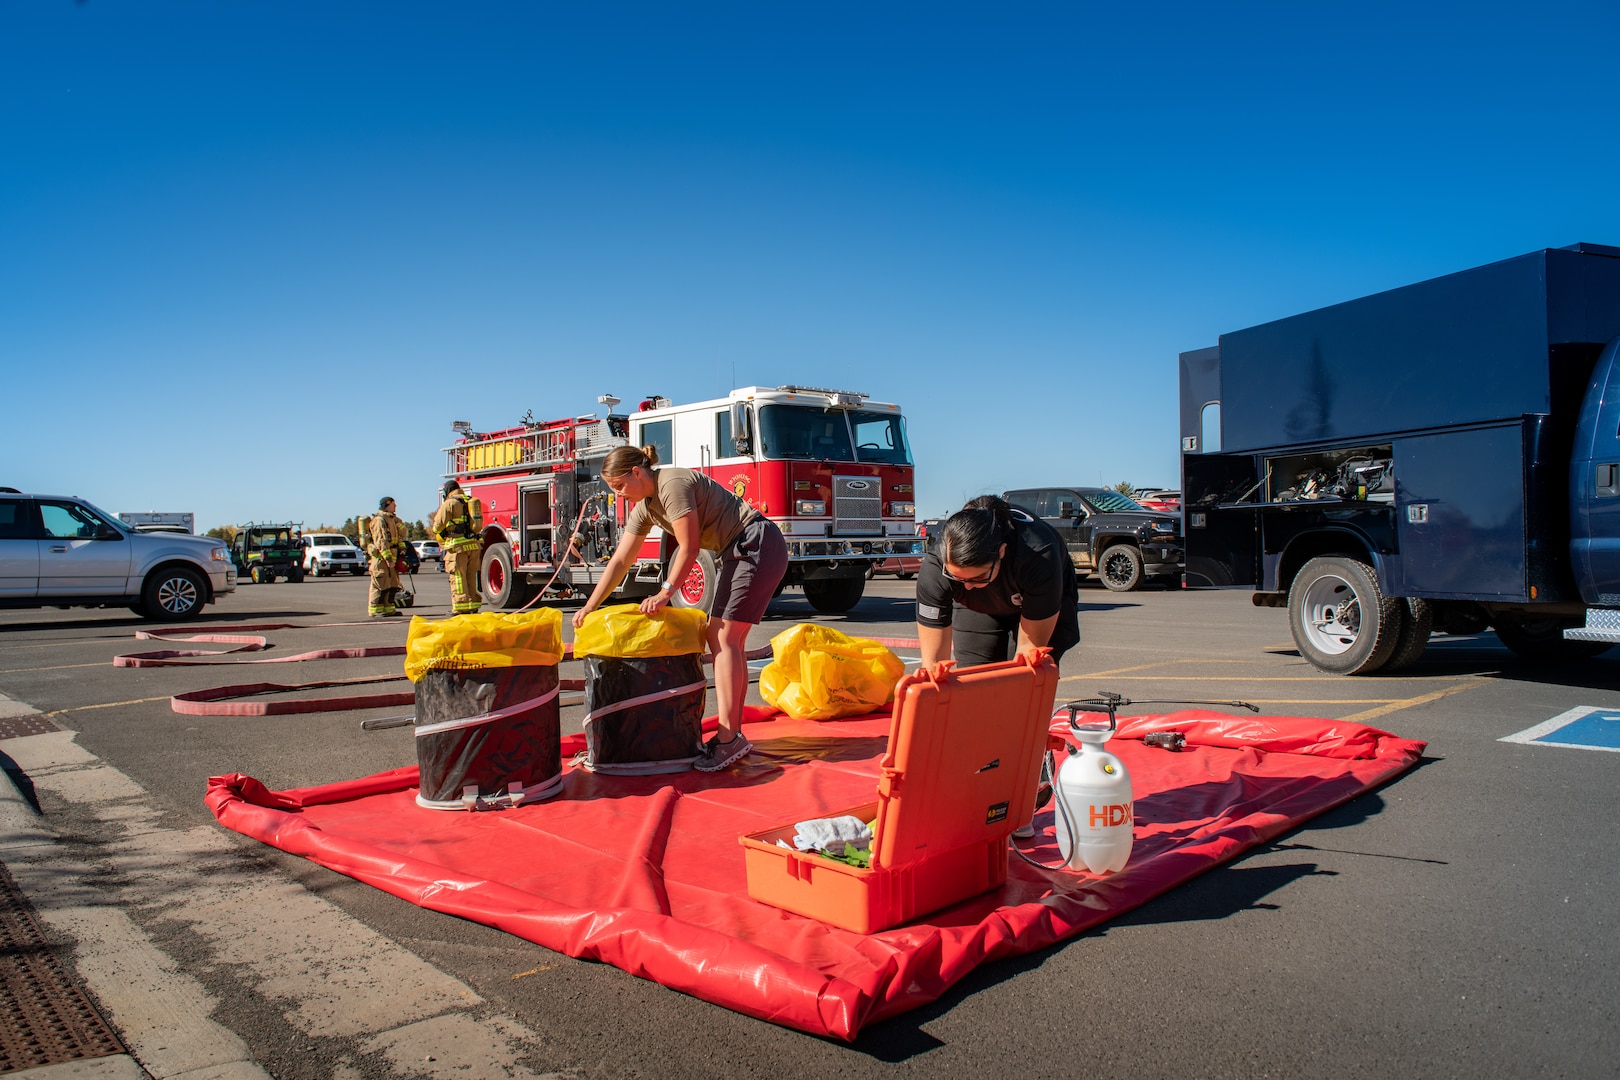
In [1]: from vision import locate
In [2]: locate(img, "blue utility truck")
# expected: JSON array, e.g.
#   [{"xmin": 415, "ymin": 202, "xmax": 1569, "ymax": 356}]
[{"xmin": 1179, "ymin": 243, "xmax": 1620, "ymax": 673}]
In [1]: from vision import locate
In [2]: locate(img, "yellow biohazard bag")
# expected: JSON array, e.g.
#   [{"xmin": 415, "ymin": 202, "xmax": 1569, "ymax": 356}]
[
  {"xmin": 572, "ymin": 606, "xmax": 709, "ymax": 659},
  {"xmin": 404, "ymin": 608, "xmax": 566, "ymax": 682},
  {"xmin": 758, "ymin": 623, "xmax": 905, "ymax": 721}
]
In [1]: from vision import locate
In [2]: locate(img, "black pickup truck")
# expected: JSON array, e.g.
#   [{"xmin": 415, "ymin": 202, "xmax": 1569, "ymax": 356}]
[{"xmin": 1002, "ymin": 486, "xmax": 1183, "ymax": 591}]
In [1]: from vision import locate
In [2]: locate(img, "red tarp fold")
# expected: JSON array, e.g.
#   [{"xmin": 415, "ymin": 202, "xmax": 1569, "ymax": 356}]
[{"xmin": 206, "ymin": 708, "xmax": 1423, "ymax": 1040}]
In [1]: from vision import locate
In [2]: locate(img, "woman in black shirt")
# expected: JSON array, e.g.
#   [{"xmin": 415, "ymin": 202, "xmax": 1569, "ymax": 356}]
[{"xmin": 914, "ymin": 495, "xmax": 1080, "ymax": 668}]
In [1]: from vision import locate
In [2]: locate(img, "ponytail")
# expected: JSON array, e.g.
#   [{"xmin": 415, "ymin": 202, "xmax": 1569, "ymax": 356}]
[
  {"xmin": 942, "ymin": 495, "xmax": 1014, "ymax": 568},
  {"xmin": 602, "ymin": 444, "xmax": 660, "ymax": 480}
]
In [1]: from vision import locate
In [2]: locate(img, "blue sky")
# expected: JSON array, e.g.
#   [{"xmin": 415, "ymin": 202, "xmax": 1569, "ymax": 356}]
[{"xmin": 4, "ymin": 2, "xmax": 1618, "ymax": 529}]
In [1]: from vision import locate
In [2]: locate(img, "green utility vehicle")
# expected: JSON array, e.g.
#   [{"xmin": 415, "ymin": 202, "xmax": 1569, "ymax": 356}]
[{"xmin": 231, "ymin": 522, "xmax": 306, "ymax": 584}]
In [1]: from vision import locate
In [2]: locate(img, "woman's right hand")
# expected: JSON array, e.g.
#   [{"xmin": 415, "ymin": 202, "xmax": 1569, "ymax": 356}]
[{"xmin": 572, "ymin": 605, "xmax": 594, "ymax": 630}]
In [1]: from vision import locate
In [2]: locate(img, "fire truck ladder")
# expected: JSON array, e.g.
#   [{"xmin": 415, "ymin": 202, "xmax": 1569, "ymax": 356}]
[{"xmin": 443, "ymin": 427, "xmax": 575, "ymax": 478}]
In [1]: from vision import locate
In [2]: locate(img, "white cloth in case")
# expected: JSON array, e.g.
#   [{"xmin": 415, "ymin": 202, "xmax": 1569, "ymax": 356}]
[{"xmin": 792, "ymin": 815, "xmax": 873, "ymax": 854}]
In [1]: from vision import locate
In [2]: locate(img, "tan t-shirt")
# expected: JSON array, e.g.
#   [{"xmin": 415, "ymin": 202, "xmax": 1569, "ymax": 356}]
[{"xmin": 624, "ymin": 468, "xmax": 760, "ymax": 553}]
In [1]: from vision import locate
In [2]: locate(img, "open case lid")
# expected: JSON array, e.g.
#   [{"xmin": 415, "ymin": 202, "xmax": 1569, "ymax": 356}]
[{"xmin": 873, "ymin": 651, "xmax": 1060, "ymax": 869}]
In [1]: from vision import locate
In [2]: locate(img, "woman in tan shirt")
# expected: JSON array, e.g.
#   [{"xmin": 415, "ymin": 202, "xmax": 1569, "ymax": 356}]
[{"xmin": 573, "ymin": 445, "xmax": 788, "ymax": 771}]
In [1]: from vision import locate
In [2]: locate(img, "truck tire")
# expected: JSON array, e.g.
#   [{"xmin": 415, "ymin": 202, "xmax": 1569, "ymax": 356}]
[
  {"xmin": 804, "ymin": 577, "xmax": 864, "ymax": 614},
  {"xmin": 289, "ymin": 567, "xmax": 305, "ymax": 583},
  {"xmin": 1099, "ymin": 544, "xmax": 1145, "ymax": 592},
  {"xmin": 141, "ymin": 566, "xmax": 207, "ymax": 621},
  {"xmin": 1382, "ymin": 598, "xmax": 1433, "ymax": 673},
  {"xmin": 480, "ymin": 542, "xmax": 535, "ymax": 610},
  {"xmin": 1287, "ymin": 556, "xmax": 1403, "ymax": 675},
  {"xmin": 669, "ymin": 550, "xmax": 718, "ymax": 612},
  {"xmin": 1492, "ymin": 619, "xmax": 1610, "ymax": 661}
]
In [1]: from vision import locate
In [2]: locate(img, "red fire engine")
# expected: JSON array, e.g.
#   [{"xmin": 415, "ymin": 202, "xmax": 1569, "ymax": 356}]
[{"xmin": 442, "ymin": 386, "xmax": 921, "ymax": 614}]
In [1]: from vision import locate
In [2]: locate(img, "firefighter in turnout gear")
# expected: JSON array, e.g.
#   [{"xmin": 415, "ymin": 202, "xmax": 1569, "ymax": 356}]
[
  {"xmin": 433, "ymin": 480, "xmax": 483, "ymax": 615},
  {"xmin": 366, "ymin": 497, "xmax": 410, "ymax": 617}
]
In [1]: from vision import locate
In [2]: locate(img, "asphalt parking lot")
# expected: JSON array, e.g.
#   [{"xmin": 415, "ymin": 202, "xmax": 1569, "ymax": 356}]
[{"xmin": 1, "ymin": 573, "xmax": 1618, "ymax": 1078}]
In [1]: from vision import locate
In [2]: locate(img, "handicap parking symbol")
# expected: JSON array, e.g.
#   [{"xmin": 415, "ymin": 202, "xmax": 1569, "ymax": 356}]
[{"xmin": 1500, "ymin": 707, "xmax": 1620, "ymax": 752}]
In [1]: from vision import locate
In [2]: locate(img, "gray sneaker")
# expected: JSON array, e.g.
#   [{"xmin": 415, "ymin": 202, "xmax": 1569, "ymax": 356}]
[
  {"xmin": 694, "ymin": 732, "xmax": 753, "ymax": 773},
  {"xmin": 1012, "ymin": 822, "xmax": 1036, "ymax": 840}
]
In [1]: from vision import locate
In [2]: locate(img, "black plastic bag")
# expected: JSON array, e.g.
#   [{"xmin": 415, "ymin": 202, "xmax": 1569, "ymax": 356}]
[
  {"xmin": 415, "ymin": 665, "xmax": 562, "ymax": 809},
  {"xmin": 582, "ymin": 654, "xmax": 706, "ymax": 774}
]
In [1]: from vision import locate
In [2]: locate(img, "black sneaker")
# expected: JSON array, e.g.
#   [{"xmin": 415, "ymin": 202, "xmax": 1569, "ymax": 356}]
[{"xmin": 694, "ymin": 732, "xmax": 753, "ymax": 773}]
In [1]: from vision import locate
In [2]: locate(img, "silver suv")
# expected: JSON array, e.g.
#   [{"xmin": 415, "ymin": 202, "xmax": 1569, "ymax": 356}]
[{"xmin": 0, "ymin": 489, "xmax": 236, "ymax": 620}]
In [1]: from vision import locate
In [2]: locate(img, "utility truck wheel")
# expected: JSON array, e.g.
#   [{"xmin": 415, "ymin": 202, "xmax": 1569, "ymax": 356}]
[
  {"xmin": 803, "ymin": 577, "xmax": 864, "ymax": 614},
  {"xmin": 668, "ymin": 551, "xmax": 718, "ymax": 612},
  {"xmin": 1493, "ymin": 619, "xmax": 1610, "ymax": 661},
  {"xmin": 1382, "ymin": 598, "xmax": 1434, "ymax": 673},
  {"xmin": 142, "ymin": 566, "xmax": 207, "ymax": 621},
  {"xmin": 1099, "ymin": 544, "xmax": 1145, "ymax": 592},
  {"xmin": 481, "ymin": 542, "xmax": 535, "ymax": 610},
  {"xmin": 289, "ymin": 567, "xmax": 305, "ymax": 583},
  {"xmin": 1287, "ymin": 556, "xmax": 1402, "ymax": 675}
]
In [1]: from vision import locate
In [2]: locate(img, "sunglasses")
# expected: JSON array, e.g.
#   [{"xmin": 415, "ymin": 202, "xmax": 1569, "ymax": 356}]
[{"xmin": 942, "ymin": 555, "xmax": 999, "ymax": 586}]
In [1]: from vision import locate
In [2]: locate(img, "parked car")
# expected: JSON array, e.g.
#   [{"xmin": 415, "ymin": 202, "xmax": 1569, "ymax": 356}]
[
  {"xmin": 0, "ymin": 489, "xmax": 235, "ymax": 620},
  {"xmin": 1134, "ymin": 489, "xmax": 1182, "ymax": 513},
  {"xmin": 867, "ymin": 556, "xmax": 920, "ymax": 579},
  {"xmin": 1002, "ymin": 486, "xmax": 1184, "ymax": 591},
  {"xmin": 412, "ymin": 539, "xmax": 444, "ymax": 571},
  {"xmin": 301, "ymin": 533, "xmax": 367, "ymax": 577}
]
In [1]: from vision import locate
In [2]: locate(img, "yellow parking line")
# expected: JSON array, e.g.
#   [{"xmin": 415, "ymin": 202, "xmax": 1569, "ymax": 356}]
[
  {"xmin": 1339, "ymin": 681, "xmax": 1480, "ymax": 722},
  {"xmin": 1061, "ymin": 662, "xmax": 1177, "ymax": 680}
]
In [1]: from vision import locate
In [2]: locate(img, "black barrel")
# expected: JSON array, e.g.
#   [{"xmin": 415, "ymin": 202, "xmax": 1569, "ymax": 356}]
[
  {"xmin": 581, "ymin": 654, "xmax": 706, "ymax": 774},
  {"xmin": 415, "ymin": 665, "xmax": 562, "ymax": 809}
]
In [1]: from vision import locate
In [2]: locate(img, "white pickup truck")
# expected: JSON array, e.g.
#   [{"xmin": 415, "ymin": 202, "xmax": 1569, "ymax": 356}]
[{"xmin": 301, "ymin": 533, "xmax": 368, "ymax": 577}]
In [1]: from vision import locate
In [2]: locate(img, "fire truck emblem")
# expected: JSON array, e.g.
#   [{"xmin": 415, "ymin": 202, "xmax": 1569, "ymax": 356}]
[{"xmin": 731, "ymin": 474, "xmax": 750, "ymax": 499}]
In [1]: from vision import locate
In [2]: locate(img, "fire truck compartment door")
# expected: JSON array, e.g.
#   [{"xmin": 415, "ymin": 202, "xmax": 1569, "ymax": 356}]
[{"xmin": 36, "ymin": 500, "xmax": 133, "ymax": 596}]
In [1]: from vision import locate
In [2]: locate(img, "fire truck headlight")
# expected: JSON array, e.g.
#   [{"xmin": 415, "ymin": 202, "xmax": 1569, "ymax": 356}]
[
  {"xmin": 890, "ymin": 501, "xmax": 915, "ymax": 517},
  {"xmin": 796, "ymin": 500, "xmax": 826, "ymax": 516}
]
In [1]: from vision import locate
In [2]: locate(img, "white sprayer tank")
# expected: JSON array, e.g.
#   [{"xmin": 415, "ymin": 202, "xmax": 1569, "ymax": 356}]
[{"xmin": 1051, "ymin": 719, "xmax": 1134, "ymax": 874}]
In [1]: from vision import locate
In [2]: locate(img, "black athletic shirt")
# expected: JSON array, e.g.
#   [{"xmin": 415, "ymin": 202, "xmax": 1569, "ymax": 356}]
[{"xmin": 915, "ymin": 508, "xmax": 1075, "ymax": 629}]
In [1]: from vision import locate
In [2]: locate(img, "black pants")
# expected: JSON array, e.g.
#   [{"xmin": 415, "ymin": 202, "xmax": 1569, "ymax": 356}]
[{"xmin": 951, "ymin": 607, "xmax": 1080, "ymax": 668}]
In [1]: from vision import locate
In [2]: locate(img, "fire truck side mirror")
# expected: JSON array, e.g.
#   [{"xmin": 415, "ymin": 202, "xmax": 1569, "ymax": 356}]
[{"xmin": 730, "ymin": 401, "xmax": 752, "ymax": 456}]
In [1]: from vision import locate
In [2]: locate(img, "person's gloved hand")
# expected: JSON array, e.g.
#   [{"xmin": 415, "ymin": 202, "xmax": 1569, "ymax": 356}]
[{"xmin": 396, "ymin": 560, "xmax": 408, "ymax": 574}]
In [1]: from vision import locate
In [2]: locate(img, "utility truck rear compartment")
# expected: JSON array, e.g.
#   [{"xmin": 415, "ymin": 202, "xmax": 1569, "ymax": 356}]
[{"xmin": 1180, "ymin": 243, "xmax": 1620, "ymax": 673}]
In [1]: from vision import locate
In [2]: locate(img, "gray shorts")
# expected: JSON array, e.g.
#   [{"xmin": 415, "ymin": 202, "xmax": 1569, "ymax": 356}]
[{"xmin": 713, "ymin": 517, "xmax": 788, "ymax": 625}]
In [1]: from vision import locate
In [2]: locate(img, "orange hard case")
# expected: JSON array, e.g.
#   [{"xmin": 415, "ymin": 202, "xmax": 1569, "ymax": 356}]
[{"xmin": 739, "ymin": 651, "xmax": 1060, "ymax": 933}]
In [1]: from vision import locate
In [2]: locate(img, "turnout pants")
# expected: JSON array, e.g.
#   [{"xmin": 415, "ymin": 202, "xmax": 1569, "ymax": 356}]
[
  {"xmin": 445, "ymin": 544, "xmax": 481, "ymax": 614},
  {"xmin": 368, "ymin": 558, "xmax": 401, "ymax": 616}
]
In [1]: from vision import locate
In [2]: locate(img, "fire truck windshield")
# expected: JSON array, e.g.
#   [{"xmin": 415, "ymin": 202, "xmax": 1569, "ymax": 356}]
[
  {"xmin": 847, "ymin": 410, "xmax": 911, "ymax": 465},
  {"xmin": 756, "ymin": 405, "xmax": 914, "ymax": 465},
  {"xmin": 757, "ymin": 405, "xmax": 855, "ymax": 461}
]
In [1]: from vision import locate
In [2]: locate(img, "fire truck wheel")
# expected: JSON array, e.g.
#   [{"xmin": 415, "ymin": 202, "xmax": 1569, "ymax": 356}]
[
  {"xmin": 804, "ymin": 577, "xmax": 864, "ymax": 614},
  {"xmin": 669, "ymin": 550, "xmax": 717, "ymax": 612},
  {"xmin": 480, "ymin": 542, "xmax": 535, "ymax": 610}
]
